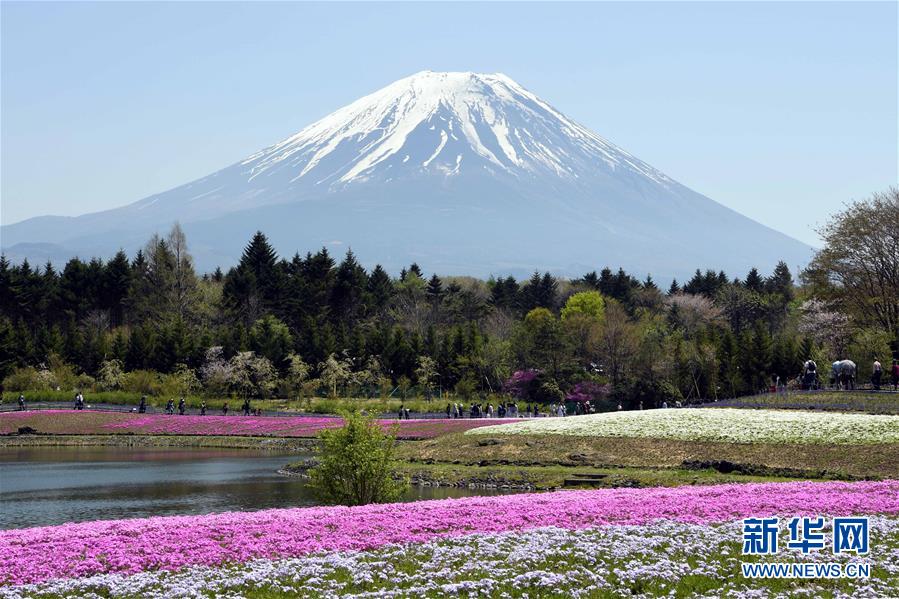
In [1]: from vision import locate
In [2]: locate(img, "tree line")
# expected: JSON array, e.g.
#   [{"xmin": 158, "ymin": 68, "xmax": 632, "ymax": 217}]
[{"xmin": 1, "ymin": 189, "xmax": 896, "ymax": 408}]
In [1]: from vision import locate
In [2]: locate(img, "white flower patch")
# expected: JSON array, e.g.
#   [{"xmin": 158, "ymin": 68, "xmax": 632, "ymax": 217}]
[{"xmin": 465, "ymin": 408, "xmax": 899, "ymax": 444}]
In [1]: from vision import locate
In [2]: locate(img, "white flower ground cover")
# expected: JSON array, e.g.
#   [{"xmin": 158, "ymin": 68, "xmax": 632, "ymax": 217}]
[
  {"xmin": 466, "ymin": 408, "xmax": 899, "ymax": 445},
  {"xmin": 4, "ymin": 517, "xmax": 896, "ymax": 598}
]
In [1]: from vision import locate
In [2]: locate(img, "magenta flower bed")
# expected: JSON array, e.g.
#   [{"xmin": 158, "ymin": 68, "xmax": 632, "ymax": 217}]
[
  {"xmin": 1, "ymin": 480, "xmax": 895, "ymax": 585},
  {"xmin": 0, "ymin": 410, "xmax": 508, "ymax": 439}
]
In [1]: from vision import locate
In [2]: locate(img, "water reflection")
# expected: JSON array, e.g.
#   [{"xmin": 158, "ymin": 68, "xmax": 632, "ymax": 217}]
[{"xmin": 0, "ymin": 447, "xmax": 511, "ymax": 529}]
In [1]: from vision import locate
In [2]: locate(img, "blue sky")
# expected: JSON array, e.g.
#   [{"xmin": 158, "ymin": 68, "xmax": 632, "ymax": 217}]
[{"xmin": 1, "ymin": 1, "xmax": 896, "ymax": 245}]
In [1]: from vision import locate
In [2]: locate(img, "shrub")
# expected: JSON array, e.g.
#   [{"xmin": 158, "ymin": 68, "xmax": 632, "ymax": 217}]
[
  {"xmin": 97, "ymin": 359, "xmax": 125, "ymax": 391},
  {"xmin": 566, "ymin": 380, "xmax": 612, "ymax": 404},
  {"xmin": 121, "ymin": 370, "xmax": 162, "ymax": 395},
  {"xmin": 3, "ymin": 367, "xmax": 47, "ymax": 391},
  {"xmin": 307, "ymin": 411, "xmax": 409, "ymax": 506},
  {"xmin": 504, "ymin": 369, "xmax": 540, "ymax": 400}
]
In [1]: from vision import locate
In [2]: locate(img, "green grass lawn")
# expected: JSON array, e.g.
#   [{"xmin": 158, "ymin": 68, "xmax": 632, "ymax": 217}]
[
  {"xmin": 401, "ymin": 431, "xmax": 899, "ymax": 480},
  {"xmin": 712, "ymin": 390, "xmax": 899, "ymax": 414}
]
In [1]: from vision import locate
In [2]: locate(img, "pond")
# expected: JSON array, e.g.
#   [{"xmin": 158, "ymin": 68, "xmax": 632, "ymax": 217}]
[{"xmin": 0, "ymin": 446, "xmax": 511, "ymax": 529}]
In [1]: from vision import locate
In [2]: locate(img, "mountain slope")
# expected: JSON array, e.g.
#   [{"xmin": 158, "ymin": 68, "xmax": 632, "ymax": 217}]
[{"xmin": 1, "ymin": 71, "xmax": 812, "ymax": 279}]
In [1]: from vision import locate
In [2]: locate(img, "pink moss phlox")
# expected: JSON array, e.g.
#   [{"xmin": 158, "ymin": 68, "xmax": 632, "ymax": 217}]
[
  {"xmin": 0, "ymin": 410, "xmax": 507, "ymax": 439},
  {"xmin": 1, "ymin": 480, "xmax": 896, "ymax": 585}
]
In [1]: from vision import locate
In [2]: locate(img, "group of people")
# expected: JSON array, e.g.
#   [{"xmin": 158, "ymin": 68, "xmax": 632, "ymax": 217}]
[
  {"xmin": 799, "ymin": 358, "xmax": 899, "ymax": 391},
  {"xmin": 164, "ymin": 397, "xmax": 187, "ymax": 415},
  {"xmin": 153, "ymin": 397, "xmax": 262, "ymax": 416},
  {"xmin": 444, "ymin": 401, "xmax": 546, "ymax": 419}
]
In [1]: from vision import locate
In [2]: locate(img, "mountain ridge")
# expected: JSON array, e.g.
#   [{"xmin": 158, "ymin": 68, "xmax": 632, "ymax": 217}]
[{"xmin": 1, "ymin": 71, "xmax": 813, "ymax": 280}]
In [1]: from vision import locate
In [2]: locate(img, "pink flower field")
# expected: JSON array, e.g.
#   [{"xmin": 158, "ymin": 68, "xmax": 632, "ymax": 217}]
[
  {"xmin": 0, "ymin": 410, "xmax": 507, "ymax": 439},
  {"xmin": 1, "ymin": 480, "xmax": 896, "ymax": 585}
]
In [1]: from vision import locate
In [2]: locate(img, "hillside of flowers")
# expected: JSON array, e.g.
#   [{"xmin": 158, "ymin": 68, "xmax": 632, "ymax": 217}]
[
  {"xmin": 0, "ymin": 480, "xmax": 895, "ymax": 588},
  {"xmin": 467, "ymin": 408, "xmax": 899, "ymax": 444},
  {"xmin": 0, "ymin": 410, "xmax": 504, "ymax": 440},
  {"xmin": 5, "ymin": 517, "xmax": 897, "ymax": 599}
]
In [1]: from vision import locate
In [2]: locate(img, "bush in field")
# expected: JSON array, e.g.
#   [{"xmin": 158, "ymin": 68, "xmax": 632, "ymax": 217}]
[
  {"xmin": 200, "ymin": 347, "xmax": 232, "ymax": 395},
  {"xmin": 44, "ymin": 354, "xmax": 79, "ymax": 391},
  {"xmin": 3, "ymin": 367, "xmax": 50, "ymax": 391},
  {"xmin": 164, "ymin": 363, "xmax": 201, "ymax": 396},
  {"xmin": 307, "ymin": 411, "xmax": 408, "ymax": 506},
  {"xmin": 504, "ymin": 369, "xmax": 540, "ymax": 400},
  {"xmin": 414, "ymin": 355, "xmax": 438, "ymax": 400},
  {"xmin": 537, "ymin": 378, "xmax": 566, "ymax": 403},
  {"xmin": 283, "ymin": 354, "xmax": 310, "ymax": 399},
  {"xmin": 612, "ymin": 378, "xmax": 683, "ymax": 410},
  {"xmin": 318, "ymin": 353, "xmax": 352, "ymax": 398},
  {"xmin": 97, "ymin": 359, "xmax": 125, "ymax": 391},
  {"xmin": 454, "ymin": 375, "xmax": 478, "ymax": 400},
  {"xmin": 229, "ymin": 351, "xmax": 279, "ymax": 398},
  {"xmin": 566, "ymin": 380, "xmax": 611, "ymax": 404},
  {"xmin": 121, "ymin": 370, "xmax": 163, "ymax": 395}
]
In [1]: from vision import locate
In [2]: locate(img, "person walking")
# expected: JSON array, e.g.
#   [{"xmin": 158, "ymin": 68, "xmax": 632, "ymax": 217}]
[
  {"xmin": 892, "ymin": 359, "xmax": 899, "ymax": 391},
  {"xmin": 200, "ymin": 400, "xmax": 207, "ymax": 416},
  {"xmin": 872, "ymin": 359, "xmax": 883, "ymax": 390},
  {"xmin": 138, "ymin": 395, "xmax": 147, "ymax": 414},
  {"xmin": 165, "ymin": 399, "xmax": 175, "ymax": 415},
  {"xmin": 802, "ymin": 359, "xmax": 818, "ymax": 390},
  {"xmin": 18, "ymin": 393, "xmax": 25, "ymax": 411},
  {"xmin": 242, "ymin": 398, "xmax": 251, "ymax": 416},
  {"xmin": 178, "ymin": 397, "xmax": 186, "ymax": 415},
  {"xmin": 222, "ymin": 402, "xmax": 229, "ymax": 415}
]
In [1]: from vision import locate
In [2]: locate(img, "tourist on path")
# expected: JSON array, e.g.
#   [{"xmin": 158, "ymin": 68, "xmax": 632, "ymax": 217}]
[
  {"xmin": 892, "ymin": 360, "xmax": 899, "ymax": 390},
  {"xmin": 200, "ymin": 400, "xmax": 207, "ymax": 416},
  {"xmin": 872, "ymin": 359, "xmax": 882, "ymax": 390},
  {"xmin": 138, "ymin": 396, "xmax": 147, "ymax": 414},
  {"xmin": 801, "ymin": 359, "xmax": 818, "ymax": 390},
  {"xmin": 18, "ymin": 393, "xmax": 25, "ymax": 411},
  {"xmin": 178, "ymin": 397, "xmax": 186, "ymax": 415}
]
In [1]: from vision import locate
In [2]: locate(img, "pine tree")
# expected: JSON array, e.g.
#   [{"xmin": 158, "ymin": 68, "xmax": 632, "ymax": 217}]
[
  {"xmin": 744, "ymin": 267, "xmax": 764, "ymax": 292},
  {"xmin": 103, "ymin": 250, "xmax": 132, "ymax": 327},
  {"xmin": 367, "ymin": 264, "xmax": 393, "ymax": 312},
  {"xmin": 125, "ymin": 325, "xmax": 154, "ymax": 371},
  {"xmin": 766, "ymin": 261, "xmax": 794, "ymax": 301},
  {"xmin": 426, "ymin": 274, "xmax": 444, "ymax": 300},
  {"xmin": 330, "ymin": 250, "xmax": 368, "ymax": 323},
  {"xmin": 580, "ymin": 271, "xmax": 600, "ymax": 289}
]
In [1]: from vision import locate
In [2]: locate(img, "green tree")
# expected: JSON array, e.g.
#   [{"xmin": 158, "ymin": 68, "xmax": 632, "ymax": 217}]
[
  {"xmin": 319, "ymin": 352, "xmax": 352, "ymax": 397},
  {"xmin": 561, "ymin": 290, "xmax": 606, "ymax": 322},
  {"xmin": 805, "ymin": 188, "xmax": 899, "ymax": 342},
  {"xmin": 97, "ymin": 359, "xmax": 125, "ymax": 391},
  {"xmin": 414, "ymin": 355, "xmax": 438, "ymax": 400},
  {"xmin": 307, "ymin": 411, "xmax": 408, "ymax": 506},
  {"xmin": 249, "ymin": 315, "xmax": 294, "ymax": 369},
  {"xmin": 284, "ymin": 353, "xmax": 310, "ymax": 399}
]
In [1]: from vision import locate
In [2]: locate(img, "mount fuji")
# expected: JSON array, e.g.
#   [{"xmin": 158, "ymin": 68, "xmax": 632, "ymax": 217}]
[{"xmin": 1, "ymin": 71, "xmax": 812, "ymax": 279}]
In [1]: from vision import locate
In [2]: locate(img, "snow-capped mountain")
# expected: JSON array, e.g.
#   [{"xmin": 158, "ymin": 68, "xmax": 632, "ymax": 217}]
[{"xmin": 1, "ymin": 71, "xmax": 812, "ymax": 279}]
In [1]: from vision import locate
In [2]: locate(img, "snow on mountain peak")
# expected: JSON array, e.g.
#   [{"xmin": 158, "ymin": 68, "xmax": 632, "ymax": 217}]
[{"xmin": 240, "ymin": 71, "xmax": 672, "ymax": 190}]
